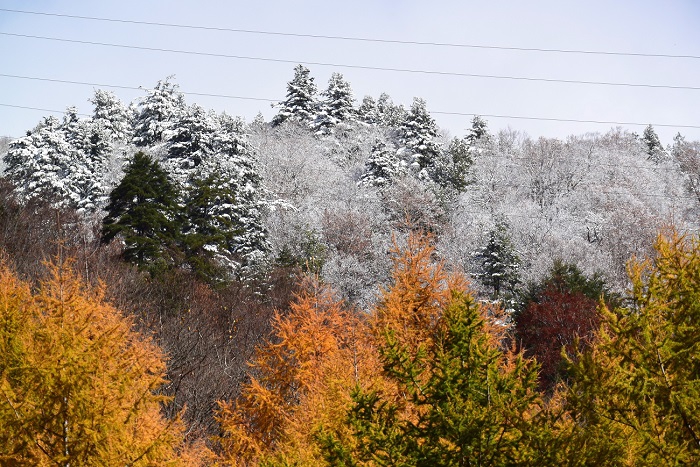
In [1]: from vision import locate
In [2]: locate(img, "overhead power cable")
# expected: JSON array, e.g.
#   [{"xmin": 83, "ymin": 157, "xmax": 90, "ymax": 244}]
[
  {"xmin": 0, "ymin": 74, "xmax": 278, "ymax": 102},
  {"xmin": 2, "ymin": 73, "xmax": 699, "ymax": 129},
  {"xmin": 1, "ymin": 7, "xmax": 698, "ymax": 60},
  {"xmin": 2, "ymin": 32, "xmax": 699, "ymax": 92}
]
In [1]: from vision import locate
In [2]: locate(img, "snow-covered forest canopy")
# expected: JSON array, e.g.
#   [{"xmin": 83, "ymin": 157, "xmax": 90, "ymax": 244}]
[
  {"xmin": 3, "ymin": 66, "xmax": 698, "ymax": 298},
  {"xmin": 2, "ymin": 65, "xmax": 700, "ymax": 463}
]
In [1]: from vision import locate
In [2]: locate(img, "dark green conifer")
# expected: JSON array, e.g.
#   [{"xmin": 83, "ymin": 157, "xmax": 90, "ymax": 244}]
[{"xmin": 102, "ymin": 152, "xmax": 181, "ymax": 274}]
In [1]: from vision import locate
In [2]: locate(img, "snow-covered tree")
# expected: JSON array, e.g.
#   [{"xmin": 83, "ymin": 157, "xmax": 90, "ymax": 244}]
[
  {"xmin": 164, "ymin": 104, "xmax": 218, "ymax": 187},
  {"xmin": 671, "ymin": 132, "xmax": 700, "ymax": 201},
  {"xmin": 132, "ymin": 78, "xmax": 186, "ymax": 147},
  {"xmin": 358, "ymin": 140, "xmax": 404, "ymax": 188},
  {"xmin": 90, "ymin": 89, "xmax": 133, "ymax": 142},
  {"xmin": 357, "ymin": 95, "xmax": 379, "ymax": 125},
  {"xmin": 466, "ymin": 115, "xmax": 490, "ymax": 145},
  {"xmin": 271, "ymin": 64, "xmax": 317, "ymax": 127},
  {"xmin": 397, "ymin": 97, "xmax": 440, "ymax": 180},
  {"xmin": 474, "ymin": 221, "xmax": 521, "ymax": 305},
  {"xmin": 428, "ymin": 136, "xmax": 474, "ymax": 196},
  {"xmin": 642, "ymin": 124, "xmax": 667, "ymax": 163},
  {"xmin": 200, "ymin": 117, "xmax": 271, "ymax": 276},
  {"xmin": 376, "ymin": 92, "xmax": 407, "ymax": 127},
  {"xmin": 314, "ymin": 72, "xmax": 356, "ymax": 134},
  {"xmin": 3, "ymin": 116, "xmax": 73, "ymax": 205}
]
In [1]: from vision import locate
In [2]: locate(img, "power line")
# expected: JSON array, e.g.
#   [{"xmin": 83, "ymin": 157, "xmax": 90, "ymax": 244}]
[
  {"xmin": 0, "ymin": 103, "xmax": 90, "ymax": 117},
  {"xmin": 0, "ymin": 74, "xmax": 278, "ymax": 103},
  {"xmin": 2, "ymin": 32, "xmax": 700, "ymax": 92},
  {"xmin": 2, "ymin": 7, "xmax": 699, "ymax": 61},
  {"xmin": 434, "ymin": 111, "xmax": 700, "ymax": 130},
  {"xmin": 2, "ymin": 73, "xmax": 698, "ymax": 130}
]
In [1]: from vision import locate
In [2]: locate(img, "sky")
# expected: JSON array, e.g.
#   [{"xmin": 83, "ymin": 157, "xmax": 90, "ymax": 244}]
[{"xmin": 1, "ymin": 1, "xmax": 699, "ymax": 145}]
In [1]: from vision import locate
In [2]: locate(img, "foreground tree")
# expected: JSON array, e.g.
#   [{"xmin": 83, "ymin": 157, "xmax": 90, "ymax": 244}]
[
  {"xmin": 0, "ymin": 261, "xmax": 203, "ymax": 465},
  {"xmin": 562, "ymin": 231, "xmax": 700, "ymax": 464},
  {"xmin": 516, "ymin": 261, "xmax": 611, "ymax": 391},
  {"xmin": 216, "ymin": 280, "xmax": 377, "ymax": 466},
  {"xmin": 320, "ymin": 235, "xmax": 544, "ymax": 466}
]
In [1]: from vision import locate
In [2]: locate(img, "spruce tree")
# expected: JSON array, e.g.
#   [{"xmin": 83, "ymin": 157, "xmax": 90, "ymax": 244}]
[
  {"xmin": 133, "ymin": 78, "xmax": 187, "ymax": 147},
  {"xmin": 271, "ymin": 64, "xmax": 318, "ymax": 127},
  {"xmin": 358, "ymin": 140, "xmax": 404, "ymax": 188},
  {"xmin": 357, "ymin": 95, "xmax": 379, "ymax": 125},
  {"xmin": 398, "ymin": 97, "xmax": 440, "ymax": 180},
  {"xmin": 314, "ymin": 72, "xmax": 356, "ymax": 134},
  {"xmin": 102, "ymin": 152, "xmax": 181, "ymax": 273},
  {"xmin": 641, "ymin": 124, "xmax": 666, "ymax": 163},
  {"xmin": 475, "ymin": 221, "xmax": 521, "ymax": 306}
]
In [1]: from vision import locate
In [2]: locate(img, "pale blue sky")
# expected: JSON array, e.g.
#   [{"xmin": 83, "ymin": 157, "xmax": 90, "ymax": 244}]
[{"xmin": 1, "ymin": 1, "xmax": 699, "ymax": 144}]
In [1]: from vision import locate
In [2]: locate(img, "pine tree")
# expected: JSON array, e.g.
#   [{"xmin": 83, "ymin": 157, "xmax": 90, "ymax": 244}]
[
  {"xmin": 474, "ymin": 221, "xmax": 521, "ymax": 306},
  {"xmin": 133, "ymin": 78, "xmax": 187, "ymax": 147},
  {"xmin": 272, "ymin": 65, "xmax": 318, "ymax": 127},
  {"xmin": 358, "ymin": 140, "xmax": 405, "ymax": 188},
  {"xmin": 641, "ymin": 124, "xmax": 667, "ymax": 163},
  {"xmin": 314, "ymin": 72, "xmax": 356, "ymax": 134},
  {"xmin": 164, "ymin": 104, "xmax": 218, "ymax": 187},
  {"xmin": 0, "ymin": 261, "xmax": 201, "ymax": 465},
  {"xmin": 398, "ymin": 97, "xmax": 440, "ymax": 180},
  {"xmin": 357, "ymin": 95, "xmax": 380, "ymax": 125},
  {"xmin": 90, "ymin": 89, "xmax": 133, "ymax": 142},
  {"xmin": 3, "ymin": 116, "xmax": 74, "ymax": 205},
  {"xmin": 102, "ymin": 152, "xmax": 181, "ymax": 274}
]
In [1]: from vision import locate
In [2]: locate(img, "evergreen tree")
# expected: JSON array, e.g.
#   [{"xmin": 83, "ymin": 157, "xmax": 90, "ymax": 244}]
[
  {"xmin": 62, "ymin": 107, "xmax": 112, "ymax": 212},
  {"xmin": 319, "ymin": 235, "xmax": 543, "ymax": 466},
  {"xmin": 204, "ymin": 116, "xmax": 270, "ymax": 276},
  {"xmin": 376, "ymin": 93, "xmax": 407, "ymax": 127},
  {"xmin": 181, "ymin": 171, "xmax": 242, "ymax": 281},
  {"xmin": 562, "ymin": 231, "xmax": 700, "ymax": 464},
  {"xmin": 358, "ymin": 140, "xmax": 405, "ymax": 188},
  {"xmin": 272, "ymin": 64, "xmax": 318, "ymax": 127},
  {"xmin": 429, "ymin": 136, "xmax": 474, "ymax": 195},
  {"xmin": 641, "ymin": 124, "xmax": 666, "ymax": 163},
  {"xmin": 314, "ymin": 72, "xmax": 356, "ymax": 134},
  {"xmin": 474, "ymin": 221, "xmax": 521, "ymax": 306},
  {"xmin": 90, "ymin": 89, "xmax": 133, "ymax": 142},
  {"xmin": 165, "ymin": 104, "xmax": 218, "ymax": 186},
  {"xmin": 398, "ymin": 97, "xmax": 440, "ymax": 180},
  {"xmin": 3, "ymin": 116, "xmax": 73, "ymax": 205},
  {"xmin": 357, "ymin": 95, "xmax": 380, "ymax": 125},
  {"xmin": 102, "ymin": 152, "xmax": 181, "ymax": 273},
  {"xmin": 466, "ymin": 115, "xmax": 490, "ymax": 145},
  {"xmin": 133, "ymin": 78, "xmax": 187, "ymax": 147}
]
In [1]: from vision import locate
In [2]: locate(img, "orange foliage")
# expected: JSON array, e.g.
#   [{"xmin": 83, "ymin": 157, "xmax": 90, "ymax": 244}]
[
  {"xmin": 0, "ymin": 259, "xmax": 206, "ymax": 465},
  {"xmin": 217, "ymin": 278, "xmax": 380, "ymax": 465}
]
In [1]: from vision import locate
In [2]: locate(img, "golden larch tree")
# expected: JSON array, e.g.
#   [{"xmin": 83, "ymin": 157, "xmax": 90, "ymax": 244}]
[{"xmin": 0, "ymin": 260, "xmax": 204, "ymax": 466}]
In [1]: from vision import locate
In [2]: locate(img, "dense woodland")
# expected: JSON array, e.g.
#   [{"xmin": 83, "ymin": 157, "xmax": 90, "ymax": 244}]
[{"xmin": 1, "ymin": 65, "xmax": 700, "ymax": 464}]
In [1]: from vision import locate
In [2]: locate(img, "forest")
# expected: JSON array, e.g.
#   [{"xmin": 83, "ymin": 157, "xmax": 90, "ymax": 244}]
[{"xmin": 1, "ymin": 64, "xmax": 700, "ymax": 465}]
